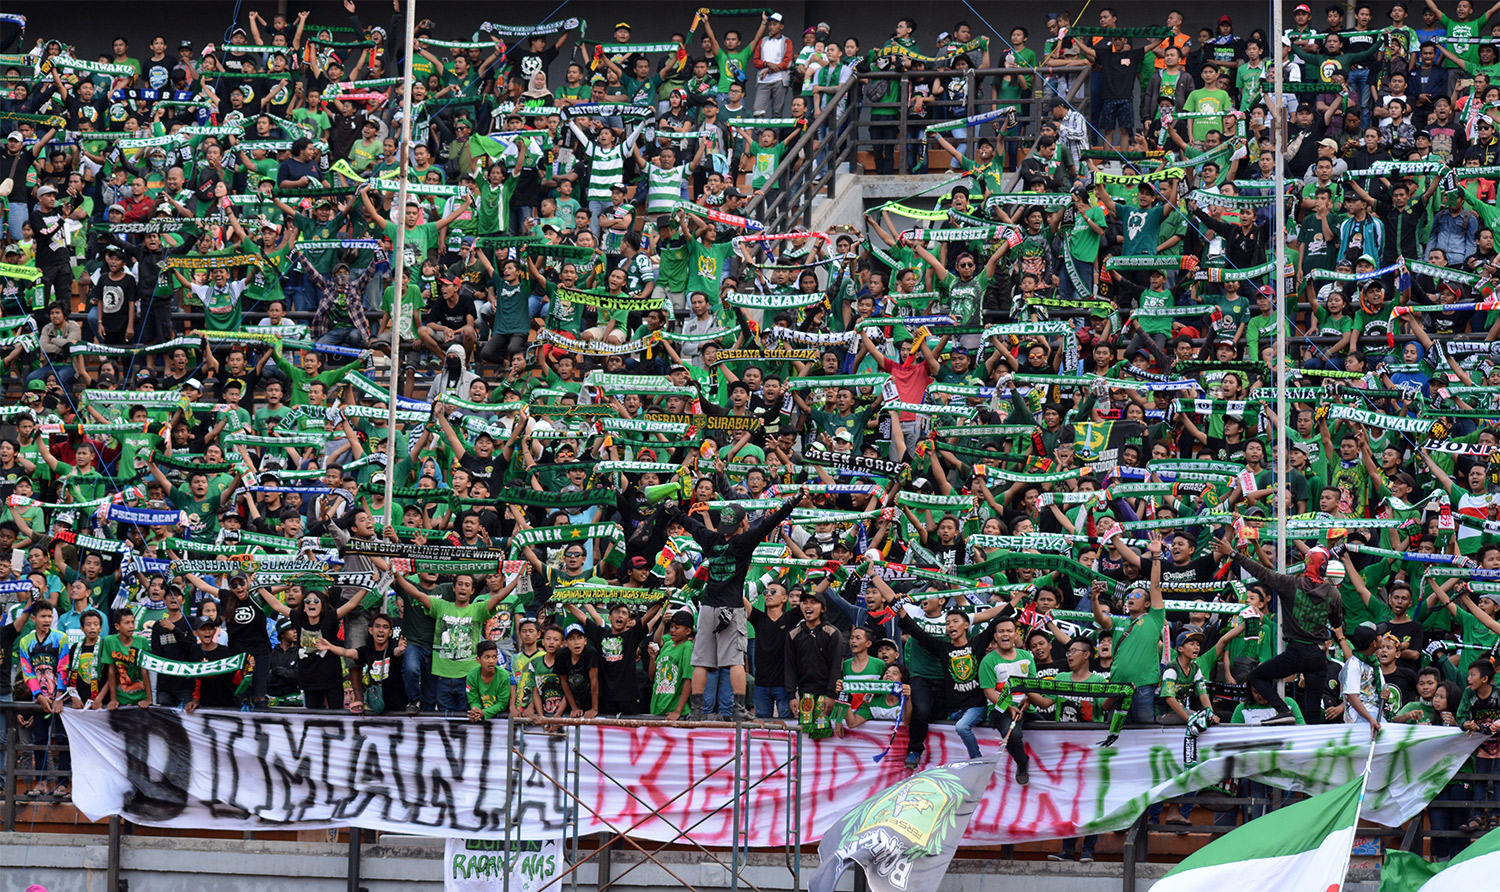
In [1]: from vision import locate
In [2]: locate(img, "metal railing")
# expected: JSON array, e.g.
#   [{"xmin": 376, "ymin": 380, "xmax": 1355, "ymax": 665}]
[{"xmin": 742, "ymin": 66, "xmax": 1084, "ymax": 235}]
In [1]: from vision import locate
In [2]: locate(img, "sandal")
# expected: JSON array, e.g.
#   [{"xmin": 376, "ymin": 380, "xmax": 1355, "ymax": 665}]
[{"xmin": 1461, "ymin": 819, "xmax": 1484, "ymax": 833}]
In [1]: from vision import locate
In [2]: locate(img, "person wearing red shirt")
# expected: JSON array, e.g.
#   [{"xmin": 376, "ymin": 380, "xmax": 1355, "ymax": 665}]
[{"xmin": 856, "ymin": 328, "xmax": 949, "ymax": 458}]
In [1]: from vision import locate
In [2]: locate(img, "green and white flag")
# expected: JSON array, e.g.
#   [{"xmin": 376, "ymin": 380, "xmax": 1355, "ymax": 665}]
[
  {"xmin": 1380, "ymin": 824, "xmax": 1500, "ymax": 891},
  {"xmin": 1153, "ymin": 774, "xmax": 1363, "ymax": 892}
]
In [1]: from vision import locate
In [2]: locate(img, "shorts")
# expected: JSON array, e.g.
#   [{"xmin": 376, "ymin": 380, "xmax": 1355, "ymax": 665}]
[
  {"xmin": 1100, "ymin": 98, "xmax": 1134, "ymax": 133},
  {"xmin": 691, "ymin": 606, "xmax": 747, "ymax": 669}
]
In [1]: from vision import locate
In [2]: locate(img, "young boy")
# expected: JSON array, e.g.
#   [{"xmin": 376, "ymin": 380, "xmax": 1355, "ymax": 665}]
[
  {"xmin": 1341, "ymin": 624, "xmax": 1383, "ymax": 738},
  {"xmin": 98, "ymin": 608, "xmax": 152, "ymax": 709},
  {"xmin": 467, "ymin": 639, "xmax": 511, "ymax": 722},
  {"xmin": 1160, "ymin": 629, "xmax": 1219, "ymax": 725},
  {"xmin": 651, "ymin": 610, "xmax": 695, "ymax": 720},
  {"xmin": 558, "ymin": 623, "xmax": 601, "ymax": 718}
]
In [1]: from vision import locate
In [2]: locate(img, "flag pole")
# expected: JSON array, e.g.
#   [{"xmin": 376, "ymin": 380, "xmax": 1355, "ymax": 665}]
[
  {"xmin": 1333, "ymin": 738, "xmax": 1382, "ymax": 890},
  {"xmin": 382, "ymin": 0, "xmax": 417, "ymax": 526},
  {"xmin": 1272, "ymin": 0, "xmax": 1289, "ymax": 678}
]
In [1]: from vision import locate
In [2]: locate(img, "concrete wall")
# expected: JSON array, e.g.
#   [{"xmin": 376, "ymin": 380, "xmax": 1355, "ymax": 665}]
[
  {"xmin": 0, "ymin": 831, "xmax": 1396, "ymax": 892},
  {"xmin": 13, "ymin": 1, "xmax": 1304, "ymax": 75}
]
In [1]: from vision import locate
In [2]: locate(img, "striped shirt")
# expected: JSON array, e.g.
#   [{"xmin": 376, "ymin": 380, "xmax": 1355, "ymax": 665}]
[
  {"xmin": 646, "ymin": 163, "xmax": 689, "ymax": 214},
  {"xmin": 584, "ymin": 142, "xmax": 625, "ymax": 204}
]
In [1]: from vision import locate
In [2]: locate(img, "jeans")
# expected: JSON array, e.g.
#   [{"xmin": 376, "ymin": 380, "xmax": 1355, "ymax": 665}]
[
  {"xmin": 989, "ymin": 709, "xmax": 1030, "ymax": 771},
  {"xmin": 587, "ymin": 200, "xmax": 609, "ymax": 238},
  {"xmin": 403, "ymin": 643, "xmax": 436, "ymax": 709},
  {"xmin": 754, "ymin": 684, "xmax": 791, "ymax": 719},
  {"xmin": 317, "ymin": 326, "xmax": 368, "ymax": 349},
  {"xmin": 907, "ymin": 675, "xmax": 942, "ymax": 758},
  {"xmin": 30, "ymin": 710, "xmax": 68, "ymax": 779},
  {"xmin": 1127, "ymin": 684, "xmax": 1158, "ymax": 724},
  {"xmin": 286, "ymin": 273, "xmax": 318, "ymax": 313},
  {"xmin": 435, "ymin": 675, "xmax": 467, "ymax": 713},
  {"xmin": 528, "ymin": 293, "xmax": 550, "ymax": 318},
  {"xmin": 1058, "ymin": 258, "xmax": 1095, "ymax": 302},
  {"xmin": 703, "ymin": 667, "xmax": 735, "ymax": 716},
  {"xmin": 156, "ymin": 686, "xmax": 192, "ymax": 709},
  {"xmin": 951, "ymin": 706, "xmax": 988, "ymax": 759},
  {"xmin": 27, "ymin": 363, "xmax": 74, "ymax": 392},
  {"xmin": 1348, "ymin": 68, "xmax": 1371, "ymax": 129},
  {"xmin": 1431, "ymin": 781, "xmax": 1470, "ymax": 859},
  {"xmin": 6, "ymin": 200, "xmax": 26, "ymax": 239},
  {"xmin": 0, "ymin": 691, "xmax": 10, "ymax": 764},
  {"xmin": 1249, "ymin": 641, "xmax": 1326, "ymax": 715}
]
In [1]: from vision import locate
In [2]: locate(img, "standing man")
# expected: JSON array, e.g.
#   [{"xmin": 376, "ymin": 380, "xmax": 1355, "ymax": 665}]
[
  {"xmin": 1215, "ymin": 539, "xmax": 1346, "ymax": 724},
  {"xmin": 752, "ymin": 12, "xmax": 794, "ymax": 117},
  {"xmin": 673, "ymin": 487, "xmax": 807, "ymax": 720}
]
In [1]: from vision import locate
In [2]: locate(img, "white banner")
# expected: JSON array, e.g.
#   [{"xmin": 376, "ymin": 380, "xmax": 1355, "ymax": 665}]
[
  {"xmin": 444, "ymin": 838, "xmax": 563, "ymax": 892},
  {"xmin": 61, "ymin": 710, "xmax": 1479, "ymax": 845}
]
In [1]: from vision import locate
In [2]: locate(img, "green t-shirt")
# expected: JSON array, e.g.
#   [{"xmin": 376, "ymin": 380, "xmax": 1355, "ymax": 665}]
[
  {"xmin": 978, "ymin": 649, "xmax": 1035, "ymax": 714},
  {"xmin": 465, "ymin": 665, "xmax": 511, "ymax": 718},
  {"xmin": 1119, "ymin": 203, "xmax": 1166, "ymax": 256},
  {"xmin": 938, "ymin": 270, "xmax": 990, "ymax": 327},
  {"xmin": 650, "ymin": 637, "xmax": 694, "ymax": 715},
  {"xmin": 713, "ymin": 45, "xmax": 755, "ymax": 92},
  {"xmin": 382, "ymin": 282, "xmax": 424, "ymax": 341},
  {"xmin": 384, "ymin": 218, "xmax": 440, "ymax": 270},
  {"xmin": 245, "ymin": 243, "xmax": 293, "ymax": 304},
  {"xmin": 1183, "ymin": 88, "xmax": 1232, "ymax": 142},
  {"xmin": 1067, "ymin": 206, "xmax": 1107, "ymax": 262},
  {"xmin": 688, "ymin": 240, "xmax": 735, "ymax": 307},
  {"xmin": 428, "ymin": 598, "xmax": 490, "ymax": 679},
  {"xmin": 749, "ymin": 142, "xmax": 788, "ymax": 190},
  {"xmin": 1110, "ymin": 606, "xmax": 1167, "ymax": 686},
  {"xmin": 99, "ymin": 633, "xmax": 149, "ymax": 704},
  {"xmin": 291, "ymin": 107, "xmax": 331, "ymax": 139},
  {"xmin": 347, "ymin": 137, "xmax": 383, "ymax": 173}
]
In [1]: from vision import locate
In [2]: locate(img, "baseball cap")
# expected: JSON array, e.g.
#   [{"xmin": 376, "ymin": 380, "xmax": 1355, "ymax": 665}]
[
  {"xmin": 1295, "ymin": 3, "xmax": 1311, "ymax": 10},
  {"xmin": 5, "ymin": 131, "xmax": 20, "ymax": 142},
  {"xmin": 194, "ymin": 616, "xmax": 219, "ymax": 630},
  {"xmin": 615, "ymin": 21, "xmax": 631, "ymax": 30},
  {"xmin": 35, "ymin": 184, "xmax": 56, "ymax": 196},
  {"xmin": 769, "ymin": 12, "xmax": 784, "ymax": 21},
  {"xmin": 1174, "ymin": 628, "xmax": 1206, "ymax": 648},
  {"xmin": 834, "ymin": 428, "xmax": 855, "ymax": 443},
  {"xmin": 1357, "ymin": 253, "xmax": 1378, "ymax": 265},
  {"xmin": 1218, "ymin": 15, "xmax": 1232, "ymax": 25},
  {"xmin": 719, "ymin": 504, "xmax": 746, "ymax": 529},
  {"xmin": 1317, "ymin": 138, "xmax": 1339, "ymax": 150},
  {"xmin": 628, "ymin": 555, "xmax": 649, "ymax": 570},
  {"xmin": 564, "ymin": 622, "xmax": 587, "ymax": 638},
  {"xmin": 25, "ymin": 379, "xmax": 45, "ymax": 393},
  {"xmin": 184, "ymin": 377, "xmax": 203, "ymax": 390}
]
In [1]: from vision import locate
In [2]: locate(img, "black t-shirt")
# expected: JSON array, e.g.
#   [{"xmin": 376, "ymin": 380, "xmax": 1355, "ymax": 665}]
[
  {"xmin": 511, "ymin": 46, "xmax": 560, "ymax": 82},
  {"xmin": 292, "ymin": 607, "xmax": 343, "ymax": 692},
  {"xmin": 151, "ymin": 613, "xmax": 194, "ymax": 692},
  {"xmin": 750, "ymin": 606, "xmax": 798, "ymax": 687},
  {"xmin": 557, "ymin": 643, "xmax": 601, "ymax": 709},
  {"xmin": 1, "ymin": 147, "xmax": 37, "ymax": 202},
  {"xmin": 585, "ymin": 618, "xmax": 648, "ymax": 704},
  {"xmin": 144, "ymin": 55, "xmax": 173, "ymax": 90},
  {"xmin": 190, "ymin": 642, "xmax": 240, "ymax": 707},
  {"xmin": 1382, "ymin": 617, "xmax": 1426, "ymax": 673},
  {"xmin": 1159, "ymin": 555, "xmax": 1222, "ymax": 596},
  {"xmin": 30, "ymin": 205, "xmax": 71, "ymax": 268},
  {"xmin": 424, "ymin": 292, "xmax": 477, "ymax": 331},
  {"xmin": 1098, "ymin": 46, "xmax": 1147, "ymax": 101},
  {"xmin": 223, "ymin": 589, "xmax": 271, "ymax": 655},
  {"xmin": 356, "ymin": 641, "xmax": 407, "ymax": 711},
  {"xmin": 92, "ymin": 272, "xmax": 139, "ymax": 334}
]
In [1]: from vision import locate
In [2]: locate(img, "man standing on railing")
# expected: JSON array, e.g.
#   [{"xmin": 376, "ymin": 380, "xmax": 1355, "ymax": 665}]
[
  {"xmin": 673, "ymin": 488, "xmax": 806, "ymax": 720},
  {"xmin": 752, "ymin": 13, "xmax": 794, "ymax": 117}
]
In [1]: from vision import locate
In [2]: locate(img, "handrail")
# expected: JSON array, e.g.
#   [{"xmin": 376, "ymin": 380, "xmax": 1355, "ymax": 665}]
[{"xmin": 741, "ymin": 72, "xmax": 861, "ymax": 232}]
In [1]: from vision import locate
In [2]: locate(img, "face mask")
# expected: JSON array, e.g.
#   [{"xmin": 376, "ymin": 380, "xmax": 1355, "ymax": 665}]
[{"xmin": 446, "ymin": 356, "xmax": 462, "ymax": 375}]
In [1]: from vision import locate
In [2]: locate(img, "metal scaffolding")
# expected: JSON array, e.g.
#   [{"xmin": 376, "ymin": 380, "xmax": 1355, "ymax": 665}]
[{"xmin": 499, "ymin": 715, "xmax": 804, "ymax": 892}]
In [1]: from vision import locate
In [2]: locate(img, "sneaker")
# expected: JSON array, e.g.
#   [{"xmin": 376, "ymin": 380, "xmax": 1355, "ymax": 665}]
[
  {"xmin": 1263, "ymin": 710, "xmax": 1297, "ymax": 726},
  {"xmin": 903, "ymin": 753, "xmax": 920, "ymax": 771},
  {"xmin": 406, "ymin": 701, "xmax": 421, "ymax": 716},
  {"xmin": 1047, "ymin": 853, "xmax": 1068, "ymax": 862},
  {"xmin": 1079, "ymin": 853, "xmax": 1094, "ymax": 863},
  {"xmin": 1016, "ymin": 766, "xmax": 1030, "ymax": 786}
]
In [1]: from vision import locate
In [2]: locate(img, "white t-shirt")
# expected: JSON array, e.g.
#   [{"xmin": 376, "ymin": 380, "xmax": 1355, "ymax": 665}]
[
  {"xmin": 1339, "ymin": 657, "xmax": 1382, "ymax": 724},
  {"xmin": 758, "ymin": 36, "xmax": 792, "ymax": 85}
]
